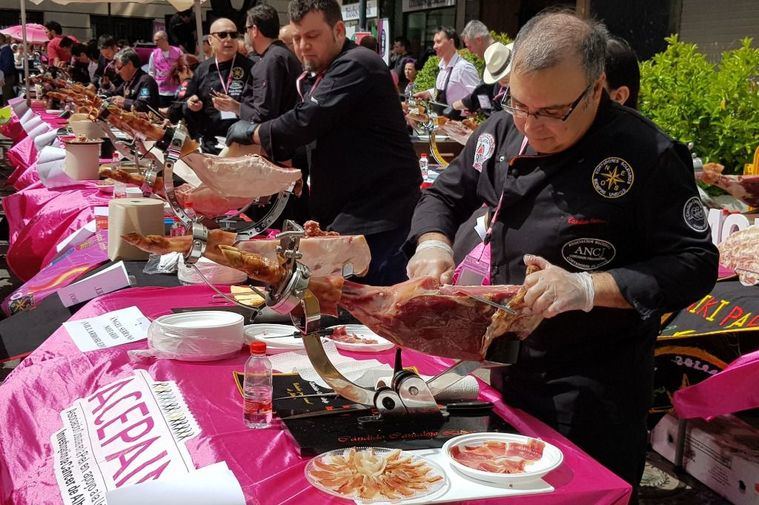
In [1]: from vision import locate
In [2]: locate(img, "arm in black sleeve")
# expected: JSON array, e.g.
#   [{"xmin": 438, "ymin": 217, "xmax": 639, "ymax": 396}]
[
  {"xmin": 403, "ymin": 130, "xmax": 490, "ymax": 254},
  {"xmin": 124, "ymin": 77, "xmax": 159, "ymax": 112},
  {"xmin": 181, "ymin": 71, "xmax": 202, "ymax": 119},
  {"xmin": 608, "ymin": 143, "xmax": 719, "ymax": 319},
  {"xmin": 240, "ymin": 56, "xmax": 286, "ymax": 123},
  {"xmin": 257, "ymin": 57, "xmax": 367, "ymax": 161}
]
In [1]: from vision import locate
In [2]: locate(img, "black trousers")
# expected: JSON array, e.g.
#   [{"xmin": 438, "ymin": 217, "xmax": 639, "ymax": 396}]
[
  {"xmin": 493, "ymin": 370, "xmax": 649, "ymax": 491},
  {"xmin": 360, "ymin": 224, "xmax": 411, "ymax": 286}
]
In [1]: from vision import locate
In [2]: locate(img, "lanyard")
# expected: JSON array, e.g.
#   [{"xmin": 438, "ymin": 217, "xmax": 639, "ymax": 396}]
[
  {"xmin": 296, "ymin": 70, "xmax": 325, "ymax": 101},
  {"xmin": 215, "ymin": 54, "xmax": 236, "ymax": 94},
  {"xmin": 483, "ymin": 136, "xmax": 529, "ymax": 245}
]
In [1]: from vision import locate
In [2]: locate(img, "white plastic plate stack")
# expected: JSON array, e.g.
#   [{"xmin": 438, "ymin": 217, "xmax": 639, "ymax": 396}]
[{"xmin": 148, "ymin": 311, "xmax": 244, "ymax": 361}]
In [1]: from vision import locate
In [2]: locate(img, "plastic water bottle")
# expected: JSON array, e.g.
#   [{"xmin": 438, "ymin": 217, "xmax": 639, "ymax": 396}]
[
  {"xmin": 243, "ymin": 341, "xmax": 272, "ymax": 429},
  {"xmin": 419, "ymin": 153, "xmax": 429, "ymax": 180}
]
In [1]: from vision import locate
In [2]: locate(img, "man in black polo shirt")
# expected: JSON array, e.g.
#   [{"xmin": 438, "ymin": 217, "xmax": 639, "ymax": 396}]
[{"xmin": 226, "ymin": 0, "xmax": 420, "ymax": 286}]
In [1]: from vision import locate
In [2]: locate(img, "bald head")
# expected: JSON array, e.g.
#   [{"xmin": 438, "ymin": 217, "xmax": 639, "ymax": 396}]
[
  {"xmin": 512, "ymin": 10, "xmax": 608, "ymax": 84},
  {"xmin": 153, "ymin": 30, "xmax": 169, "ymax": 50},
  {"xmin": 209, "ymin": 18, "xmax": 239, "ymax": 61}
]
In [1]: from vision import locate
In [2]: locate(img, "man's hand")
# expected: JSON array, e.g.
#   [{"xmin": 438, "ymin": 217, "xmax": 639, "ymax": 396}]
[
  {"xmin": 522, "ymin": 255, "xmax": 595, "ymax": 318},
  {"xmin": 226, "ymin": 120, "xmax": 257, "ymax": 146},
  {"xmin": 414, "ymin": 90, "xmax": 433, "ymax": 100},
  {"xmin": 111, "ymin": 96, "xmax": 125, "ymax": 108},
  {"xmin": 211, "ymin": 92, "xmax": 241, "ymax": 115},
  {"xmin": 406, "ymin": 233, "xmax": 455, "ymax": 284},
  {"xmin": 187, "ymin": 94, "xmax": 203, "ymax": 112}
]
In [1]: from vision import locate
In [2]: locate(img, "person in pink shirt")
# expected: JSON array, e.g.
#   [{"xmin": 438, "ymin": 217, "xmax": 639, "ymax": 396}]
[
  {"xmin": 44, "ymin": 21, "xmax": 77, "ymax": 67},
  {"xmin": 148, "ymin": 30, "xmax": 183, "ymax": 107}
]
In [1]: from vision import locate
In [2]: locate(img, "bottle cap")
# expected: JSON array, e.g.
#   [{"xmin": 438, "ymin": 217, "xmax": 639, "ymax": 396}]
[
  {"xmin": 420, "ymin": 153, "xmax": 427, "ymax": 158},
  {"xmin": 250, "ymin": 341, "xmax": 266, "ymax": 354}
]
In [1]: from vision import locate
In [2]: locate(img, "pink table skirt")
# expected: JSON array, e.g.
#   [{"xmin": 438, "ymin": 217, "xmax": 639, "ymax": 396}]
[
  {"xmin": 2, "ymin": 182, "xmax": 110, "ymax": 281},
  {"xmin": 0, "ymin": 285, "xmax": 631, "ymax": 505}
]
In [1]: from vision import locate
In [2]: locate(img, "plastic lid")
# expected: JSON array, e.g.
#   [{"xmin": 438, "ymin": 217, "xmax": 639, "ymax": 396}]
[{"xmin": 250, "ymin": 341, "xmax": 266, "ymax": 354}]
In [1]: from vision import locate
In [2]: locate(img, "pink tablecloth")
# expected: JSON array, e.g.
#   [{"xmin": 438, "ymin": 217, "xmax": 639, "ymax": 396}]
[
  {"xmin": 2, "ymin": 182, "xmax": 110, "ymax": 281},
  {"xmin": 0, "ymin": 285, "xmax": 631, "ymax": 505},
  {"xmin": 674, "ymin": 349, "xmax": 759, "ymax": 420}
]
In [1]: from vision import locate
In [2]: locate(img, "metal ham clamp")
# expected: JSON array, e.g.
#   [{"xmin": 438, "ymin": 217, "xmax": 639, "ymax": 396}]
[{"xmin": 265, "ymin": 222, "xmax": 501, "ymax": 424}]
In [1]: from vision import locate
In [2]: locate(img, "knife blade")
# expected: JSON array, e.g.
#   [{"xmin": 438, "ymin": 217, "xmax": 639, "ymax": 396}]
[
  {"xmin": 279, "ymin": 404, "xmax": 372, "ymax": 421},
  {"xmin": 466, "ymin": 294, "xmax": 517, "ymax": 315}
]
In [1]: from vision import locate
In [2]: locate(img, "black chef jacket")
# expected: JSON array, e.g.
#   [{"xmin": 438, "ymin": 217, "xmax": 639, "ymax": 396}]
[
  {"xmin": 240, "ymin": 40, "xmax": 301, "ymax": 123},
  {"xmin": 258, "ymin": 41, "xmax": 421, "ymax": 236},
  {"xmin": 184, "ymin": 55, "xmax": 255, "ymax": 153},
  {"xmin": 460, "ymin": 82, "xmax": 506, "ymax": 116},
  {"xmin": 407, "ymin": 95, "xmax": 719, "ymax": 484},
  {"xmin": 110, "ymin": 68, "xmax": 159, "ymax": 113}
]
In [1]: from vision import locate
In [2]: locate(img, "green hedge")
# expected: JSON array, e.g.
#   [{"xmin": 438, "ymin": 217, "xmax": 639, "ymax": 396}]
[{"xmin": 639, "ymin": 36, "xmax": 759, "ymax": 174}]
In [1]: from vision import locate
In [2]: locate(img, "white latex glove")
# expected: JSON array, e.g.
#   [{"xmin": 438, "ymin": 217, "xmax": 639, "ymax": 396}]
[
  {"xmin": 406, "ymin": 242, "xmax": 455, "ymax": 284},
  {"xmin": 522, "ymin": 254, "xmax": 595, "ymax": 318}
]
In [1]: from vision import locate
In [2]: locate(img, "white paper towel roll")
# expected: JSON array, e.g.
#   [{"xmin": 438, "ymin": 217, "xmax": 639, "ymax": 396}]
[
  {"xmin": 64, "ymin": 139, "xmax": 102, "ymax": 180},
  {"xmin": 108, "ymin": 198, "xmax": 165, "ymax": 260}
]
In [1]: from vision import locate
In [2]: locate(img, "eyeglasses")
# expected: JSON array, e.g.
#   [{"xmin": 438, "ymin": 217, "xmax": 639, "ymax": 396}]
[
  {"xmin": 503, "ymin": 82, "xmax": 594, "ymax": 122},
  {"xmin": 245, "ymin": 24, "xmax": 256, "ymax": 31},
  {"xmin": 114, "ymin": 63, "xmax": 124, "ymax": 70},
  {"xmin": 211, "ymin": 31, "xmax": 239, "ymax": 40}
]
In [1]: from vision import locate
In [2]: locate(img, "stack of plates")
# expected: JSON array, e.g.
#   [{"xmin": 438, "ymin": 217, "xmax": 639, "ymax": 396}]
[{"xmin": 244, "ymin": 323, "xmax": 303, "ymax": 354}]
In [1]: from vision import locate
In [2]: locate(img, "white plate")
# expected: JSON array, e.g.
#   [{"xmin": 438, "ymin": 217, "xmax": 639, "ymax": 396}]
[
  {"xmin": 442, "ymin": 433, "xmax": 563, "ymax": 485},
  {"xmin": 244, "ymin": 323, "xmax": 303, "ymax": 353},
  {"xmin": 305, "ymin": 447, "xmax": 449, "ymax": 504},
  {"xmin": 325, "ymin": 324, "xmax": 394, "ymax": 353}
]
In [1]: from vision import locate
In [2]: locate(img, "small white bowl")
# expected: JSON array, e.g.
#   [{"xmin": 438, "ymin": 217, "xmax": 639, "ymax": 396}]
[{"xmin": 442, "ymin": 432, "xmax": 563, "ymax": 485}]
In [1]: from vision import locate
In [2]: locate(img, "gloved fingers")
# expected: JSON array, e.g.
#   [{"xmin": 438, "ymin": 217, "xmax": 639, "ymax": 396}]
[
  {"xmin": 524, "ymin": 254, "xmax": 551, "ymax": 270},
  {"xmin": 523, "ymin": 275, "xmax": 549, "ymax": 307},
  {"xmin": 440, "ymin": 267, "xmax": 454, "ymax": 285},
  {"xmin": 530, "ymin": 287, "xmax": 556, "ymax": 315}
]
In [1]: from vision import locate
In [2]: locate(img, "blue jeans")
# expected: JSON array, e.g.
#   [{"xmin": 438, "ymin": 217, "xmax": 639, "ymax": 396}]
[{"xmin": 360, "ymin": 225, "xmax": 410, "ymax": 286}]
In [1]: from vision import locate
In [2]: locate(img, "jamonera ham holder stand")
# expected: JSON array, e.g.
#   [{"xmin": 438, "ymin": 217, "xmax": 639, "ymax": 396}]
[
  {"xmin": 260, "ymin": 221, "xmax": 517, "ymax": 426},
  {"xmin": 90, "ymin": 110, "xmax": 296, "ymax": 264}
]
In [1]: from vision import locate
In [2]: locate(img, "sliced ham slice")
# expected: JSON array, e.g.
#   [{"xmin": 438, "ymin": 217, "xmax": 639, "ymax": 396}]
[
  {"xmin": 719, "ymin": 225, "xmax": 759, "ymax": 285},
  {"xmin": 697, "ymin": 163, "xmax": 759, "ymax": 207}
]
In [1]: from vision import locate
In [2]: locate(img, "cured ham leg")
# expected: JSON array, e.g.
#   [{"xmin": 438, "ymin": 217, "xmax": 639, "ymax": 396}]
[
  {"xmin": 339, "ymin": 277, "xmax": 542, "ymax": 361},
  {"xmin": 181, "ymin": 152, "xmax": 302, "ymax": 199},
  {"xmin": 122, "ymin": 224, "xmax": 371, "ymax": 279},
  {"xmin": 122, "ymin": 229, "xmax": 237, "ymax": 266},
  {"xmin": 697, "ymin": 163, "xmax": 759, "ymax": 207},
  {"xmin": 100, "ymin": 167, "xmax": 255, "ymax": 218}
]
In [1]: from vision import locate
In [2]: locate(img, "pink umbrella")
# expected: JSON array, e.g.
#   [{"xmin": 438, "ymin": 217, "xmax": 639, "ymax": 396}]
[{"xmin": 0, "ymin": 23, "xmax": 48, "ymax": 45}]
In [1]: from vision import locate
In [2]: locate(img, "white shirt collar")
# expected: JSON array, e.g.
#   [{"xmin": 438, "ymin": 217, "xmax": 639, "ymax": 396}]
[{"xmin": 438, "ymin": 51, "xmax": 461, "ymax": 70}]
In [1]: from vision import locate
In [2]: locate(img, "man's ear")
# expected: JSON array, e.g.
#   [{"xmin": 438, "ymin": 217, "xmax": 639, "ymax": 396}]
[
  {"xmin": 610, "ymin": 85, "xmax": 630, "ymax": 106},
  {"xmin": 334, "ymin": 20, "xmax": 346, "ymax": 41}
]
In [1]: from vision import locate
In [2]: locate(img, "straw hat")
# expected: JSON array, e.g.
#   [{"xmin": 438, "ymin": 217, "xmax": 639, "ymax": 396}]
[{"xmin": 483, "ymin": 42, "xmax": 514, "ymax": 84}]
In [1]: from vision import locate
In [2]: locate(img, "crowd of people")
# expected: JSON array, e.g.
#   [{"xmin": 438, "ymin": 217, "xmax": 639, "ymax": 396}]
[{"xmin": 3, "ymin": 1, "xmax": 719, "ymax": 499}]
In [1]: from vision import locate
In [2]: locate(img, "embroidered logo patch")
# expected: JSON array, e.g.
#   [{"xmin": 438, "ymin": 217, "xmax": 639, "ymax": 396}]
[
  {"xmin": 682, "ymin": 196, "xmax": 708, "ymax": 232},
  {"xmin": 591, "ymin": 157, "xmax": 634, "ymax": 198},
  {"xmin": 231, "ymin": 66, "xmax": 244, "ymax": 80},
  {"xmin": 561, "ymin": 238, "xmax": 616, "ymax": 270},
  {"xmin": 472, "ymin": 133, "xmax": 495, "ymax": 172}
]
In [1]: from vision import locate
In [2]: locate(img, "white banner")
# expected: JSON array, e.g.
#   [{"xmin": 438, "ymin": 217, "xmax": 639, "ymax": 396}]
[{"xmin": 52, "ymin": 370, "xmax": 200, "ymax": 505}]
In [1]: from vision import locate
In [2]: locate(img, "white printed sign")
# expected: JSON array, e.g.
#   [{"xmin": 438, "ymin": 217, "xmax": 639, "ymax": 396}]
[
  {"xmin": 52, "ymin": 370, "xmax": 200, "ymax": 505},
  {"xmin": 63, "ymin": 306, "xmax": 150, "ymax": 352}
]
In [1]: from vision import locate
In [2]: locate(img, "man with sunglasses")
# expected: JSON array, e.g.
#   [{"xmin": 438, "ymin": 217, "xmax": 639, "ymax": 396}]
[
  {"xmin": 225, "ymin": 0, "xmax": 420, "ymax": 286},
  {"xmin": 405, "ymin": 10, "xmax": 718, "ymax": 496},
  {"xmin": 183, "ymin": 18, "xmax": 255, "ymax": 153}
]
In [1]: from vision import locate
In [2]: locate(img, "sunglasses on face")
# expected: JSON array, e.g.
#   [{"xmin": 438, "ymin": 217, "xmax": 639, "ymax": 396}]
[{"xmin": 212, "ymin": 31, "xmax": 239, "ymax": 40}]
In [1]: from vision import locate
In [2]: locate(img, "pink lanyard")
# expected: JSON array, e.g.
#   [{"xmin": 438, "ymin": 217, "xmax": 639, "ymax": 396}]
[
  {"xmin": 296, "ymin": 70, "xmax": 325, "ymax": 101},
  {"xmin": 483, "ymin": 136, "xmax": 529, "ymax": 245},
  {"xmin": 215, "ymin": 54, "xmax": 236, "ymax": 94}
]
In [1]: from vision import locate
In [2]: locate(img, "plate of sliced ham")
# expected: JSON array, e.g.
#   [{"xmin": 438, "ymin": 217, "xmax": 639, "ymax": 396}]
[
  {"xmin": 443, "ymin": 433, "xmax": 563, "ymax": 484},
  {"xmin": 325, "ymin": 324, "xmax": 395, "ymax": 352}
]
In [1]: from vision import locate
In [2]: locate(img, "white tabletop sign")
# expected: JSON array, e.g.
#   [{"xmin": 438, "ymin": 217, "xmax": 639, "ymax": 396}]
[{"xmin": 63, "ymin": 306, "xmax": 150, "ymax": 352}]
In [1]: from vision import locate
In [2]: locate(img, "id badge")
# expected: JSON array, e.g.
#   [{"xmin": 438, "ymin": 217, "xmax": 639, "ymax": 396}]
[{"xmin": 220, "ymin": 111, "xmax": 238, "ymax": 120}]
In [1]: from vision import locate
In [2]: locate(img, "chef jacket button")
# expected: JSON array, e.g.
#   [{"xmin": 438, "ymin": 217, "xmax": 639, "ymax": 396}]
[
  {"xmin": 492, "ymin": 266, "xmax": 500, "ymax": 275},
  {"xmin": 499, "ymin": 155, "xmax": 505, "ymax": 162}
]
